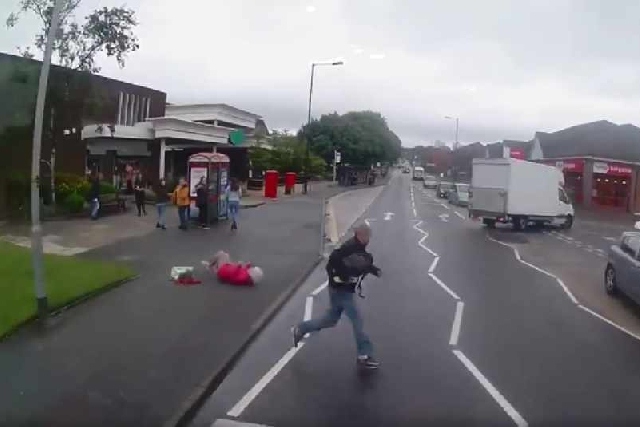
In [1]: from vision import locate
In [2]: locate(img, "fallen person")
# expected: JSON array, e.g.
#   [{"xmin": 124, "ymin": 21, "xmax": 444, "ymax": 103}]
[{"xmin": 203, "ymin": 250, "xmax": 264, "ymax": 286}]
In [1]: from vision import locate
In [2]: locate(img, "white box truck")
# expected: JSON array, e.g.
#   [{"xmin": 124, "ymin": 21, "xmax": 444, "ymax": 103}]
[{"xmin": 469, "ymin": 158, "xmax": 574, "ymax": 230}]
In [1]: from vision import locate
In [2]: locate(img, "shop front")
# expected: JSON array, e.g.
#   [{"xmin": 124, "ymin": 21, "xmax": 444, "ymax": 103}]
[
  {"xmin": 591, "ymin": 161, "xmax": 633, "ymax": 209},
  {"xmin": 542, "ymin": 158, "xmax": 636, "ymax": 211}
]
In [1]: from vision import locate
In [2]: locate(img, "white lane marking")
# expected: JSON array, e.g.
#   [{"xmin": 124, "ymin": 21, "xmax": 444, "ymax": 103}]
[
  {"xmin": 565, "ymin": 236, "xmax": 574, "ymax": 241},
  {"xmin": 412, "ymin": 207, "xmax": 417, "ymax": 218},
  {"xmin": 384, "ymin": 212, "xmax": 395, "ymax": 221},
  {"xmin": 578, "ymin": 304, "xmax": 640, "ymax": 343},
  {"xmin": 439, "ymin": 213, "xmax": 449, "ymax": 222},
  {"xmin": 212, "ymin": 419, "xmax": 274, "ymax": 427},
  {"xmin": 364, "ymin": 218, "xmax": 376, "ymax": 226},
  {"xmin": 419, "ymin": 235, "xmax": 439, "ymax": 257},
  {"xmin": 487, "ymin": 235, "xmax": 578, "ymax": 305},
  {"xmin": 454, "ymin": 211, "xmax": 466, "ymax": 219},
  {"xmin": 429, "ymin": 273, "xmax": 461, "ymax": 300},
  {"xmin": 453, "ymin": 350, "xmax": 528, "ymax": 427},
  {"xmin": 227, "ymin": 344, "xmax": 305, "ymax": 417},
  {"xmin": 311, "ymin": 280, "xmax": 328, "ymax": 296},
  {"xmin": 449, "ymin": 301, "xmax": 464, "ymax": 346},
  {"xmin": 428, "ymin": 256, "xmax": 439, "ymax": 273},
  {"xmin": 604, "ymin": 236, "xmax": 617, "ymax": 242},
  {"xmin": 303, "ymin": 296, "xmax": 313, "ymax": 321},
  {"xmin": 440, "ymin": 202, "xmax": 450, "ymax": 210}
]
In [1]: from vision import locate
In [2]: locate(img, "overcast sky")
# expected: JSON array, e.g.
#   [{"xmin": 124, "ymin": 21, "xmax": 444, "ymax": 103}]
[{"xmin": 3, "ymin": 0, "xmax": 640, "ymax": 147}]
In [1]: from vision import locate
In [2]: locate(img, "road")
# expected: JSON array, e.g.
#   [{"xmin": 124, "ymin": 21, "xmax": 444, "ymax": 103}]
[{"xmin": 192, "ymin": 173, "xmax": 640, "ymax": 427}]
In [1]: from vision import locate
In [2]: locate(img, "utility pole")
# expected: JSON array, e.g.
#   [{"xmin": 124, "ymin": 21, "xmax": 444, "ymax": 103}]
[
  {"xmin": 31, "ymin": 0, "xmax": 64, "ymax": 322},
  {"xmin": 303, "ymin": 60, "xmax": 343, "ymax": 194}
]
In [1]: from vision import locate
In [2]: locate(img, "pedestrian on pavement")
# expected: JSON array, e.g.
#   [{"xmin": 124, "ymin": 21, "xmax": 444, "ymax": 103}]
[
  {"xmin": 172, "ymin": 177, "xmax": 190, "ymax": 230},
  {"xmin": 154, "ymin": 177, "xmax": 170, "ymax": 230},
  {"xmin": 134, "ymin": 173, "xmax": 147, "ymax": 216},
  {"xmin": 195, "ymin": 177, "xmax": 209, "ymax": 229},
  {"xmin": 292, "ymin": 223, "xmax": 382, "ymax": 369},
  {"xmin": 88, "ymin": 171, "xmax": 101, "ymax": 220},
  {"xmin": 203, "ymin": 250, "xmax": 264, "ymax": 286},
  {"xmin": 226, "ymin": 177, "xmax": 242, "ymax": 230}
]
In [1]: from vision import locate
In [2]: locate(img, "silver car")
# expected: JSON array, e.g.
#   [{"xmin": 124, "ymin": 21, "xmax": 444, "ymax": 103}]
[
  {"xmin": 605, "ymin": 232, "xmax": 640, "ymax": 303},
  {"xmin": 448, "ymin": 183, "xmax": 470, "ymax": 206}
]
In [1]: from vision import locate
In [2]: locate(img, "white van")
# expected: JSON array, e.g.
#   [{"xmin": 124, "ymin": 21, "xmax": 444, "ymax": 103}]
[
  {"xmin": 412, "ymin": 166, "xmax": 425, "ymax": 181},
  {"xmin": 469, "ymin": 158, "xmax": 574, "ymax": 230}
]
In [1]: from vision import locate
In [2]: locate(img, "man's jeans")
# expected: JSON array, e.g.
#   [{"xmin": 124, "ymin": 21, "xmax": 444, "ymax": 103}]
[
  {"xmin": 90, "ymin": 198, "xmax": 100, "ymax": 219},
  {"xmin": 177, "ymin": 206, "xmax": 188, "ymax": 228},
  {"xmin": 156, "ymin": 203, "xmax": 167, "ymax": 226},
  {"xmin": 297, "ymin": 286, "xmax": 373, "ymax": 357}
]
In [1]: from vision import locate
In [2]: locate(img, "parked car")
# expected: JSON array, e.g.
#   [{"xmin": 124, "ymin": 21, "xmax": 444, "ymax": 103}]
[
  {"xmin": 403, "ymin": 167, "xmax": 411, "ymax": 174},
  {"xmin": 423, "ymin": 176, "xmax": 438, "ymax": 189},
  {"xmin": 436, "ymin": 181, "xmax": 454, "ymax": 198},
  {"xmin": 448, "ymin": 183, "xmax": 470, "ymax": 206},
  {"xmin": 605, "ymin": 231, "xmax": 640, "ymax": 303}
]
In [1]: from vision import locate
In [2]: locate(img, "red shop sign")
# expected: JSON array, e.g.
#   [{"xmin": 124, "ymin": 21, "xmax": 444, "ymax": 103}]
[
  {"xmin": 510, "ymin": 149, "xmax": 525, "ymax": 160},
  {"xmin": 545, "ymin": 159, "xmax": 584, "ymax": 173},
  {"xmin": 593, "ymin": 161, "xmax": 633, "ymax": 177}
]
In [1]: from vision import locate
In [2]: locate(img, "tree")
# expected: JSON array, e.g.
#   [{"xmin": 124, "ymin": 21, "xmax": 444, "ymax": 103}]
[
  {"xmin": 301, "ymin": 111, "xmax": 401, "ymax": 168},
  {"xmin": 7, "ymin": 0, "xmax": 139, "ymax": 73},
  {"xmin": 248, "ymin": 133, "xmax": 327, "ymax": 176}
]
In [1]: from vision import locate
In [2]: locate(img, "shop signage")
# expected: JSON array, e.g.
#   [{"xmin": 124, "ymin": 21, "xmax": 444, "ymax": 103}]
[
  {"xmin": 592, "ymin": 161, "xmax": 633, "ymax": 176},
  {"xmin": 547, "ymin": 159, "xmax": 584, "ymax": 173},
  {"xmin": 510, "ymin": 148, "xmax": 525, "ymax": 160}
]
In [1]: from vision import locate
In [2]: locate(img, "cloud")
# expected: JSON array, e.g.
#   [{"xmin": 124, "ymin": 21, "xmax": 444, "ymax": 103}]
[{"xmin": 2, "ymin": 0, "xmax": 640, "ymax": 146}]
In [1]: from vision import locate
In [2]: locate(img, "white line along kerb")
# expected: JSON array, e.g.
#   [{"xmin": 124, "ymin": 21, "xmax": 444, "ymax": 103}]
[{"xmin": 227, "ymin": 345, "xmax": 305, "ymax": 418}]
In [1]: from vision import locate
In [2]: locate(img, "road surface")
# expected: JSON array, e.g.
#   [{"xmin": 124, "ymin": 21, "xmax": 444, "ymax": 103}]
[{"xmin": 192, "ymin": 173, "xmax": 640, "ymax": 427}]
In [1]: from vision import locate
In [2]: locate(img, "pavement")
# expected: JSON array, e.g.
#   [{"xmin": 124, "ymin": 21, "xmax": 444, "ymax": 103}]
[
  {"xmin": 191, "ymin": 173, "xmax": 640, "ymax": 427},
  {"xmin": 0, "ymin": 195, "xmax": 288, "ymax": 256},
  {"xmin": 0, "ymin": 182, "xmax": 350, "ymax": 427}
]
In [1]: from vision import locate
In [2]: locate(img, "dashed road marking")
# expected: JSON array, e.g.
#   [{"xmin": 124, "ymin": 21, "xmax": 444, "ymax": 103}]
[
  {"xmin": 454, "ymin": 211, "xmax": 466, "ymax": 220},
  {"xmin": 449, "ymin": 301, "xmax": 464, "ymax": 346},
  {"xmin": 453, "ymin": 350, "xmax": 528, "ymax": 427}
]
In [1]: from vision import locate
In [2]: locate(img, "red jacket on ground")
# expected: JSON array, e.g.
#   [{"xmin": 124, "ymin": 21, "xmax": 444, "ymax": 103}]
[{"xmin": 217, "ymin": 263, "xmax": 253, "ymax": 286}]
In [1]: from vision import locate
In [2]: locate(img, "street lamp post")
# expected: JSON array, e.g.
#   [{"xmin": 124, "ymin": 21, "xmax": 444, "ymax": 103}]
[
  {"xmin": 31, "ymin": 0, "xmax": 64, "ymax": 322},
  {"xmin": 304, "ymin": 60, "xmax": 343, "ymax": 194},
  {"xmin": 445, "ymin": 116, "xmax": 459, "ymax": 150}
]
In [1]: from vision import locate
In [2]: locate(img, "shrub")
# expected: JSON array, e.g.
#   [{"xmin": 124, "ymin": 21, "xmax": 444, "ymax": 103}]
[
  {"xmin": 99, "ymin": 181, "xmax": 116, "ymax": 194},
  {"xmin": 63, "ymin": 192, "xmax": 85, "ymax": 213},
  {"xmin": 55, "ymin": 173, "xmax": 89, "ymax": 203}
]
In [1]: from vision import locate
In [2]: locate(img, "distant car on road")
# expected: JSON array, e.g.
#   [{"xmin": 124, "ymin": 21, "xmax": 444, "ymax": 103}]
[
  {"xmin": 448, "ymin": 183, "xmax": 470, "ymax": 206},
  {"xmin": 605, "ymin": 232, "xmax": 640, "ymax": 304},
  {"xmin": 437, "ymin": 181, "xmax": 454, "ymax": 198},
  {"xmin": 403, "ymin": 167, "xmax": 410, "ymax": 174},
  {"xmin": 423, "ymin": 176, "xmax": 438, "ymax": 189}
]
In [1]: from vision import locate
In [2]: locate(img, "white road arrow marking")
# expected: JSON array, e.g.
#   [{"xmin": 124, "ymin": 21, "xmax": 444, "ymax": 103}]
[
  {"xmin": 439, "ymin": 213, "xmax": 449, "ymax": 222},
  {"xmin": 384, "ymin": 212, "xmax": 395, "ymax": 221}
]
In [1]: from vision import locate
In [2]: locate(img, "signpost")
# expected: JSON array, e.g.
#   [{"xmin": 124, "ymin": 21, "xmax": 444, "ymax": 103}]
[{"xmin": 333, "ymin": 150, "xmax": 341, "ymax": 183}]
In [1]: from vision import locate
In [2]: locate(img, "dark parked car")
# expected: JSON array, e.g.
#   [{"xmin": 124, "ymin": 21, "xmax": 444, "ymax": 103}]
[
  {"xmin": 605, "ymin": 231, "xmax": 640, "ymax": 303},
  {"xmin": 436, "ymin": 181, "xmax": 454, "ymax": 198}
]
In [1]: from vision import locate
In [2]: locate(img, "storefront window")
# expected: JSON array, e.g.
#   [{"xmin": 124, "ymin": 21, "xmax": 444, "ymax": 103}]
[{"xmin": 592, "ymin": 174, "xmax": 629, "ymax": 208}]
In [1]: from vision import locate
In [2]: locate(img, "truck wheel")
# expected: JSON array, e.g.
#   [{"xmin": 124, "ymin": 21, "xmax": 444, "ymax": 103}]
[
  {"xmin": 563, "ymin": 214, "xmax": 573, "ymax": 230},
  {"xmin": 513, "ymin": 216, "xmax": 528, "ymax": 231},
  {"xmin": 482, "ymin": 218, "xmax": 496, "ymax": 229}
]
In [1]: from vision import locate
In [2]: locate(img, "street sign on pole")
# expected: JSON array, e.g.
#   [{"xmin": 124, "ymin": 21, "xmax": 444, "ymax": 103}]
[{"xmin": 335, "ymin": 151, "xmax": 341, "ymax": 164}]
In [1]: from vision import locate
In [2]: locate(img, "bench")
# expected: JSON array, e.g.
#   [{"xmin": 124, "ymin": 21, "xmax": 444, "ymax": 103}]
[{"xmin": 99, "ymin": 193, "xmax": 127, "ymax": 215}]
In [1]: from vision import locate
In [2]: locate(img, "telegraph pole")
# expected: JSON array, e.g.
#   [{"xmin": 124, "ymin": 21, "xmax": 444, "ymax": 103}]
[{"xmin": 31, "ymin": 0, "xmax": 64, "ymax": 321}]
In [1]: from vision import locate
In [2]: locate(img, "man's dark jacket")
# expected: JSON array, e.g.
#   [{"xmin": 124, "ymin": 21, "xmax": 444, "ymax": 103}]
[{"xmin": 326, "ymin": 237, "xmax": 379, "ymax": 293}]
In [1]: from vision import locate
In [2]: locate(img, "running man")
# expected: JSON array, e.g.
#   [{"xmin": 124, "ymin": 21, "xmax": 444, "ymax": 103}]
[{"xmin": 292, "ymin": 223, "xmax": 382, "ymax": 369}]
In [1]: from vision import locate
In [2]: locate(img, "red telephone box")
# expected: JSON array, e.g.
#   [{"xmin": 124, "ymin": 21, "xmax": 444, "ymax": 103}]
[
  {"xmin": 285, "ymin": 172, "xmax": 296, "ymax": 194},
  {"xmin": 188, "ymin": 152, "xmax": 230, "ymax": 223},
  {"xmin": 264, "ymin": 170, "xmax": 278, "ymax": 198}
]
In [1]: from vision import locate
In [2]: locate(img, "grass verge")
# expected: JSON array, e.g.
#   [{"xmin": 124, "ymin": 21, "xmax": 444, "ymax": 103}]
[{"xmin": 0, "ymin": 240, "xmax": 135, "ymax": 338}]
